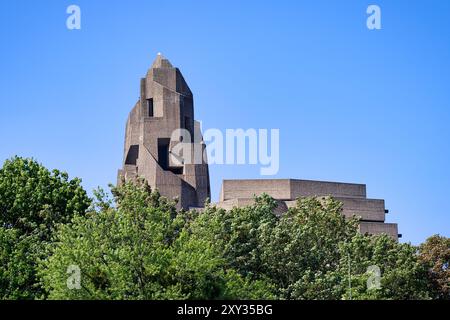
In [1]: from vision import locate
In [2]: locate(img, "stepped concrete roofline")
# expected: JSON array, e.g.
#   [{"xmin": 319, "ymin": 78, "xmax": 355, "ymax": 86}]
[
  {"xmin": 117, "ymin": 54, "xmax": 399, "ymax": 240},
  {"xmin": 217, "ymin": 178, "xmax": 399, "ymax": 240}
]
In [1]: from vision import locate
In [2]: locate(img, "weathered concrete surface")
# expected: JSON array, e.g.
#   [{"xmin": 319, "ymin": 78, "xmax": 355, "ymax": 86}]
[
  {"xmin": 359, "ymin": 222, "xmax": 398, "ymax": 240},
  {"xmin": 118, "ymin": 54, "xmax": 210, "ymax": 209},
  {"xmin": 117, "ymin": 55, "xmax": 399, "ymax": 240},
  {"xmin": 216, "ymin": 179, "xmax": 399, "ymax": 240},
  {"xmin": 220, "ymin": 179, "xmax": 367, "ymax": 201}
]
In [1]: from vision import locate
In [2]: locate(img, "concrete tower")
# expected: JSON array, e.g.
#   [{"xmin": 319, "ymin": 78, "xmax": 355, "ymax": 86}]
[{"xmin": 118, "ymin": 54, "xmax": 210, "ymax": 209}]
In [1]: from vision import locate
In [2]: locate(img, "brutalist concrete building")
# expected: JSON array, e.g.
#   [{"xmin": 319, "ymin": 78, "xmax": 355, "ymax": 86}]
[
  {"xmin": 118, "ymin": 55, "xmax": 399, "ymax": 240},
  {"xmin": 217, "ymin": 179, "xmax": 399, "ymax": 240},
  {"xmin": 117, "ymin": 54, "xmax": 210, "ymax": 209}
]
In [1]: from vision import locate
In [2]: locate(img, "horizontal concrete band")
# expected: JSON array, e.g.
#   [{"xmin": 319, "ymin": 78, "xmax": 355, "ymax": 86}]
[
  {"xmin": 217, "ymin": 179, "xmax": 398, "ymax": 240},
  {"xmin": 221, "ymin": 179, "xmax": 367, "ymax": 202},
  {"xmin": 359, "ymin": 221, "xmax": 398, "ymax": 240},
  {"xmin": 217, "ymin": 197, "xmax": 385, "ymax": 222},
  {"xmin": 285, "ymin": 197, "xmax": 386, "ymax": 222}
]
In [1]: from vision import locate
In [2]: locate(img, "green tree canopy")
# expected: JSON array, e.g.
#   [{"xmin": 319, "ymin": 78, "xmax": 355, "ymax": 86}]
[
  {"xmin": 39, "ymin": 180, "xmax": 275, "ymax": 299},
  {"xmin": 2, "ymin": 158, "xmax": 445, "ymax": 300},
  {"xmin": 419, "ymin": 234, "xmax": 450, "ymax": 299},
  {"xmin": 188, "ymin": 197, "xmax": 433, "ymax": 300},
  {"xmin": 0, "ymin": 157, "xmax": 90, "ymax": 299},
  {"xmin": 338, "ymin": 234, "xmax": 430, "ymax": 300}
]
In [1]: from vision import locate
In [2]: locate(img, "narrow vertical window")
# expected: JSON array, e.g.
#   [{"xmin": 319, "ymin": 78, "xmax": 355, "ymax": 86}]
[
  {"xmin": 184, "ymin": 116, "xmax": 192, "ymax": 136},
  {"xmin": 158, "ymin": 138, "xmax": 169, "ymax": 170},
  {"xmin": 125, "ymin": 145, "xmax": 139, "ymax": 165},
  {"xmin": 147, "ymin": 98, "xmax": 154, "ymax": 117}
]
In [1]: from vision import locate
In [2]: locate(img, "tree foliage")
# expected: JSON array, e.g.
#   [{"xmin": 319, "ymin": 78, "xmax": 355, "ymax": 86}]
[
  {"xmin": 39, "ymin": 180, "xmax": 275, "ymax": 299},
  {"xmin": 0, "ymin": 157, "xmax": 90, "ymax": 299},
  {"xmin": 419, "ymin": 235, "xmax": 450, "ymax": 299},
  {"xmin": 190, "ymin": 197, "xmax": 432, "ymax": 299},
  {"xmin": 338, "ymin": 234, "xmax": 430, "ymax": 300},
  {"xmin": 1, "ymin": 157, "xmax": 448, "ymax": 300}
]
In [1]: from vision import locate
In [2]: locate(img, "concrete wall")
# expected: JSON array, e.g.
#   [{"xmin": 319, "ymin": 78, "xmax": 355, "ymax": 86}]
[
  {"xmin": 290, "ymin": 179, "xmax": 366, "ymax": 199},
  {"xmin": 359, "ymin": 222, "xmax": 398, "ymax": 240},
  {"xmin": 118, "ymin": 54, "xmax": 210, "ymax": 209},
  {"xmin": 117, "ymin": 55, "xmax": 399, "ymax": 240},
  {"xmin": 220, "ymin": 179, "xmax": 291, "ymax": 201},
  {"xmin": 216, "ymin": 179, "xmax": 399, "ymax": 240}
]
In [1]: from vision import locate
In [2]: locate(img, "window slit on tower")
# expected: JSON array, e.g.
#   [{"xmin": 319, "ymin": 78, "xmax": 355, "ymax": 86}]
[
  {"xmin": 158, "ymin": 139, "xmax": 169, "ymax": 170},
  {"xmin": 184, "ymin": 116, "xmax": 192, "ymax": 138},
  {"xmin": 125, "ymin": 145, "xmax": 139, "ymax": 165},
  {"xmin": 147, "ymin": 98, "xmax": 154, "ymax": 117}
]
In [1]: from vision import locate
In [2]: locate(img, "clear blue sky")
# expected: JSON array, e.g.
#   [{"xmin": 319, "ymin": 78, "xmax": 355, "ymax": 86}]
[{"xmin": 1, "ymin": 0, "xmax": 449, "ymax": 244}]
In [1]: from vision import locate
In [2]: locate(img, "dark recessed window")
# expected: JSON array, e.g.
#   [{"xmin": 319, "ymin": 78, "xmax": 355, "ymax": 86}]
[
  {"xmin": 125, "ymin": 145, "xmax": 139, "ymax": 165},
  {"xmin": 169, "ymin": 167, "xmax": 183, "ymax": 175},
  {"xmin": 158, "ymin": 138, "xmax": 169, "ymax": 170},
  {"xmin": 184, "ymin": 116, "xmax": 192, "ymax": 137},
  {"xmin": 147, "ymin": 98, "xmax": 154, "ymax": 117},
  {"xmin": 157, "ymin": 138, "xmax": 183, "ymax": 174}
]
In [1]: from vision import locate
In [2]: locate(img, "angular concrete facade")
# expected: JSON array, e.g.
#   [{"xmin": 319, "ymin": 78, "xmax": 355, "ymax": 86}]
[
  {"xmin": 118, "ymin": 55, "xmax": 399, "ymax": 239},
  {"xmin": 118, "ymin": 54, "xmax": 210, "ymax": 209},
  {"xmin": 216, "ymin": 179, "xmax": 399, "ymax": 240}
]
